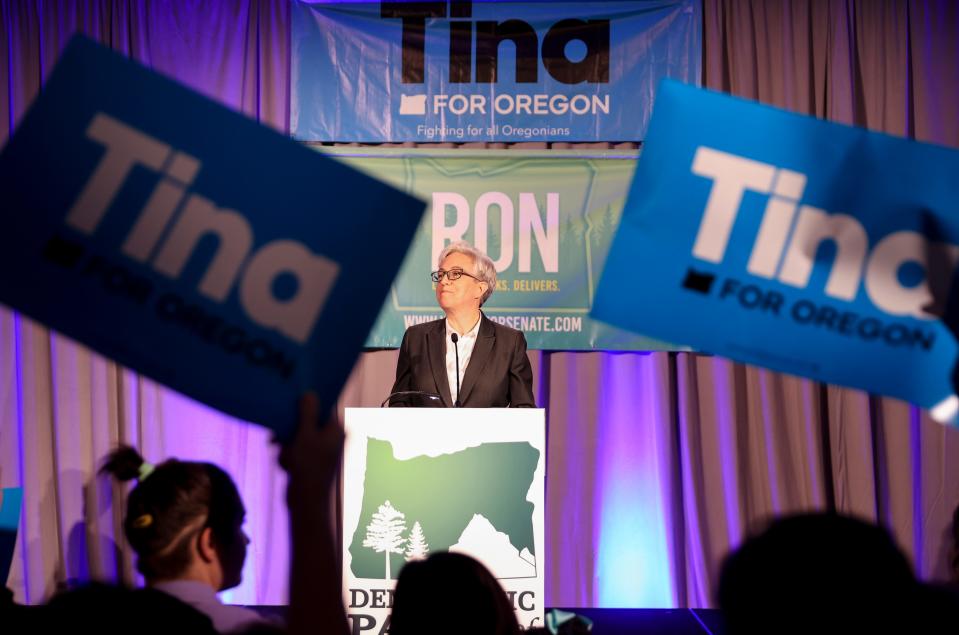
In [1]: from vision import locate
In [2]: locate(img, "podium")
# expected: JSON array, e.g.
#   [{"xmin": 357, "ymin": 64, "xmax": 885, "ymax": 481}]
[{"xmin": 342, "ymin": 408, "xmax": 546, "ymax": 632}]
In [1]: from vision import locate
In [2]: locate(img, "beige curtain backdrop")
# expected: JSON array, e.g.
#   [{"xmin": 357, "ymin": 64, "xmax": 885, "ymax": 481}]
[{"xmin": 2, "ymin": 0, "xmax": 959, "ymax": 608}]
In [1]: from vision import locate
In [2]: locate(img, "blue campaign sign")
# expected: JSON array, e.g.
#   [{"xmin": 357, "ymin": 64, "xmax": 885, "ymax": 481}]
[
  {"xmin": 291, "ymin": 0, "xmax": 701, "ymax": 142},
  {"xmin": 592, "ymin": 80, "xmax": 959, "ymax": 421},
  {"xmin": 0, "ymin": 36, "xmax": 425, "ymax": 438}
]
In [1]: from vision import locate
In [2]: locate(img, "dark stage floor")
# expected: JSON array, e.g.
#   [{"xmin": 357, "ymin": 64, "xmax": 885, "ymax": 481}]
[{"xmin": 251, "ymin": 606, "xmax": 727, "ymax": 634}]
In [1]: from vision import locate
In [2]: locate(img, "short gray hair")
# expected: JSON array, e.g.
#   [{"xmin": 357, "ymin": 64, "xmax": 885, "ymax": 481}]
[{"xmin": 437, "ymin": 241, "xmax": 497, "ymax": 305}]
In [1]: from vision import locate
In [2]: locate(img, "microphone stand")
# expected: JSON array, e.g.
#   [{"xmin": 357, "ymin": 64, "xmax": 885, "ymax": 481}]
[{"xmin": 451, "ymin": 332, "xmax": 461, "ymax": 407}]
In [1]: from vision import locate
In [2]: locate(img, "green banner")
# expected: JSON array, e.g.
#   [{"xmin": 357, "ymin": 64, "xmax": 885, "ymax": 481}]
[{"xmin": 318, "ymin": 147, "xmax": 678, "ymax": 350}]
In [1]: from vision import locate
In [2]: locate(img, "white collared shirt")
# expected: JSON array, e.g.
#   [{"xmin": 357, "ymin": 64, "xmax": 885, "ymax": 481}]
[{"xmin": 445, "ymin": 317, "xmax": 481, "ymax": 404}]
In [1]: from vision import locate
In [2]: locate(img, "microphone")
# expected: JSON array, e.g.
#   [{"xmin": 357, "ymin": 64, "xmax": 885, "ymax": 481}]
[
  {"xmin": 380, "ymin": 391, "xmax": 443, "ymax": 408},
  {"xmin": 451, "ymin": 332, "xmax": 461, "ymax": 407}
]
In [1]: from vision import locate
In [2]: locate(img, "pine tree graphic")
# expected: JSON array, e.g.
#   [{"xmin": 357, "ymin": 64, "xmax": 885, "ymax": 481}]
[
  {"xmin": 405, "ymin": 521, "xmax": 430, "ymax": 561},
  {"xmin": 362, "ymin": 500, "xmax": 407, "ymax": 579}
]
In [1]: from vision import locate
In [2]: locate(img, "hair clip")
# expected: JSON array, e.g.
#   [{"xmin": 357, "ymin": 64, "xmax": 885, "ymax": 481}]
[{"xmin": 138, "ymin": 462, "xmax": 156, "ymax": 481}]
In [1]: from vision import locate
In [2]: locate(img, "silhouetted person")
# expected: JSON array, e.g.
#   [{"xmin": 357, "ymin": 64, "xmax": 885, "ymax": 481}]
[
  {"xmin": 40, "ymin": 582, "xmax": 217, "ymax": 634},
  {"xmin": 390, "ymin": 552, "xmax": 520, "ymax": 635},
  {"xmin": 100, "ymin": 446, "xmax": 269, "ymax": 633},
  {"xmin": 717, "ymin": 513, "xmax": 957, "ymax": 634}
]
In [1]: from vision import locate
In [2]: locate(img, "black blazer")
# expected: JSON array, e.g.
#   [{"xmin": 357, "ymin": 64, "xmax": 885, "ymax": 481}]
[{"xmin": 390, "ymin": 314, "xmax": 536, "ymax": 408}]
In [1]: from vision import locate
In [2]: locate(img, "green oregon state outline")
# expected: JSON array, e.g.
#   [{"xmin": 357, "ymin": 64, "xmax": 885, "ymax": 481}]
[{"xmin": 349, "ymin": 439, "xmax": 540, "ymax": 580}]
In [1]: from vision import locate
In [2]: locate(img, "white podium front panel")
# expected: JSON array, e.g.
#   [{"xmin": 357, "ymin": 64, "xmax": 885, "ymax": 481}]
[{"xmin": 343, "ymin": 408, "xmax": 546, "ymax": 632}]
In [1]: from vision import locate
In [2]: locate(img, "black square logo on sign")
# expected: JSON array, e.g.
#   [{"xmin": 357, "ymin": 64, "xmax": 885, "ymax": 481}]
[{"xmin": 682, "ymin": 268, "xmax": 715, "ymax": 294}]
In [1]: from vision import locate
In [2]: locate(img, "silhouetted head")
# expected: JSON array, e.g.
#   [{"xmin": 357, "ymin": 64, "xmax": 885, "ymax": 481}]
[
  {"xmin": 390, "ymin": 552, "xmax": 520, "ymax": 635},
  {"xmin": 718, "ymin": 513, "xmax": 920, "ymax": 634}
]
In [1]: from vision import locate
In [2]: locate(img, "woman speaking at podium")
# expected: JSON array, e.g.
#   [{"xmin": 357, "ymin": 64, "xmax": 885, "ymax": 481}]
[{"xmin": 389, "ymin": 241, "xmax": 536, "ymax": 408}]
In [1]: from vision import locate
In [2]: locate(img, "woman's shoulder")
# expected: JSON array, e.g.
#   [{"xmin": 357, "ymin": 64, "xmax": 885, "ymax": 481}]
[
  {"xmin": 402, "ymin": 318, "xmax": 446, "ymax": 340},
  {"xmin": 483, "ymin": 316, "xmax": 526, "ymax": 343}
]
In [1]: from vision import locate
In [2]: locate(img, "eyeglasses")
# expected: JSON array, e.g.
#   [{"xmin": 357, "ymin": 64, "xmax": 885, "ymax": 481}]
[{"xmin": 431, "ymin": 268, "xmax": 481, "ymax": 283}]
